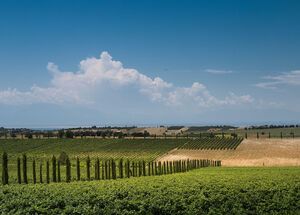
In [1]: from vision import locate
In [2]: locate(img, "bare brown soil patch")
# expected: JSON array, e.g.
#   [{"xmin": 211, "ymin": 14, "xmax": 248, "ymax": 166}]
[{"xmin": 157, "ymin": 139, "xmax": 300, "ymax": 167}]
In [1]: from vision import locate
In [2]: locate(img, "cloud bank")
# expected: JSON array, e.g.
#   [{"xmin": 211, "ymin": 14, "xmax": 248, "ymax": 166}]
[
  {"xmin": 0, "ymin": 52, "xmax": 253, "ymax": 109},
  {"xmin": 256, "ymin": 70, "xmax": 300, "ymax": 89}
]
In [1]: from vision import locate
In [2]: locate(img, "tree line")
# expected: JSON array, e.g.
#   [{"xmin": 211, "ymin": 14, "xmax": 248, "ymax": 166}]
[{"xmin": 2, "ymin": 152, "xmax": 221, "ymax": 185}]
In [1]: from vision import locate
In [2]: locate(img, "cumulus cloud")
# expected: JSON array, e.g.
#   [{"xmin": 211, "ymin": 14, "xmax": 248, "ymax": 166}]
[
  {"xmin": 256, "ymin": 70, "xmax": 300, "ymax": 89},
  {"xmin": 205, "ymin": 69, "xmax": 233, "ymax": 75},
  {"xmin": 0, "ymin": 52, "xmax": 253, "ymax": 108}
]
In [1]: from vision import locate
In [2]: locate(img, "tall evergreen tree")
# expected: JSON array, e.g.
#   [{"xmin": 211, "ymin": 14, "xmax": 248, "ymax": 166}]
[
  {"xmin": 86, "ymin": 156, "xmax": 90, "ymax": 181},
  {"xmin": 39, "ymin": 162, "xmax": 43, "ymax": 183},
  {"xmin": 76, "ymin": 157, "xmax": 80, "ymax": 181},
  {"xmin": 32, "ymin": 159, "xmax": 36, "ymax": 184},
  {"xmin": 22, "ymin": 154, "xmax": 28, "ymax": 184},
  {"xmin": 57, "ymin": 160, "xmax": 61, "ymax": 182},
  {"xmin": 2, "ymin": 152, "xmax": 9, "ymax": 185},
  {"xmin": 46, "ymin": 160, "xmax": 50, "ymax": 184},
  {"xmin": 52, "ymin": 156, "xmax": 56, "ymax": 182},
  {"xmin": 17, "ymin": 157, "xmax": 21, "ymax": 184}
]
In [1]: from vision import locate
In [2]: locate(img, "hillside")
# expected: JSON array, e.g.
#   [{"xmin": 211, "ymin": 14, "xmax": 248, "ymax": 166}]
[{"xmin": 158, "ymin": 139, "xmax": 300, "ymax": 166}]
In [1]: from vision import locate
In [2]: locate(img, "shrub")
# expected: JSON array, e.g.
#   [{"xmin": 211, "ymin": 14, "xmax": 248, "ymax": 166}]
[{"xmin": 58, "ymin": 152, "xmax": 69, "ymax": 165}]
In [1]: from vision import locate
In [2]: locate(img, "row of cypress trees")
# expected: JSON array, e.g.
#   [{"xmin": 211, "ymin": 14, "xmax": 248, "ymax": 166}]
[
  {"xmin": 244, "ymin": 131, "xmax": 295, "ymax": 139},
  {"xmin": 1, "ymin": 152, "xmax": 221, "ymax": 185}
]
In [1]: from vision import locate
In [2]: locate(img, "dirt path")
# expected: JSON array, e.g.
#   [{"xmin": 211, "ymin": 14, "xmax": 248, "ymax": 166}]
[{"xmin": 157, "ymin": 139, "xmax": 300, "ymax": 167}]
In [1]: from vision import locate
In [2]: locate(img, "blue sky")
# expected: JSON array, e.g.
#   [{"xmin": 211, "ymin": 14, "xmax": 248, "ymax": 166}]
[{"xmin": 0, "ymin": 0, "xmax": 300, "ymax": 127}]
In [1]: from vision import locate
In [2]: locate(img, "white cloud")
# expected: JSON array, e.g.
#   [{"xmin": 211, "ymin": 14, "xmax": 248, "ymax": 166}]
[
  {"xmin": 0, "ymin": 52, "xmax": 253, "ymax": 109},
  {"xmin": 256, "ymin": 70, "xmax": 300, "ymax": 89},
  {"xmin": 205, "ymin": 69, "xmax": 233, "ymax": 75}
]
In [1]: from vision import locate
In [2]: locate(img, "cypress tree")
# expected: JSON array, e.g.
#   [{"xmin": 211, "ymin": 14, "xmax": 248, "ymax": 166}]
[
  {"xmin": 186, "ymin": 159, "xmax": 190, "ymax": 171},
  {"xmin": 46, "ymin": 160, "xmax": 50, "ymax": 184},
  {"xmin": 76, "ymin": 157, "xmax": 80, "ymax": 181},
  {"xmin": 86, "ymin": 156, "xmax": 90, "ymax": 181},
  {"xmin": 151, "ymin": 162, "xmax": 154, "ymax": 175},
  {"xmin": 52, "ymin": 156, "xmax": 56, "ymax": 182},
  {"xmin": 132, "ymin": 161, "xmax": 135, "ymax": 177},
  {"xmin": 142, "ymin": 161, "xmax": 146, "ymax": 176},
  {"xmin": 57, "ymin": 160, "xmax": 61, "ymax": 182},
  {"xmin": 66, "ymin": 157, "xmax": 71, "ymax": 183},
  {"xmin": 22, "ymin": 154, "xmax": 28, "ymax": 184},
  {"xmin": 108, "ymin": 160, "xmax": 111, "ymax": 179},
  {"xmin": 2, "ymin": 152, "xmax": 9, "ymax": 185},
  {"xmin": 158, "ymin": 162, "xmax": 162, "ymax": 175},
  {"xmin": 94, "ymin": 159, "xmax": 98, "ymax": 180},
  {"xmin": 39, "ymin": 162, "xmax": 43, "ymax": 183},
  {"xmin": 112, "ymin": 159, "xmax": 116, "ymax": 179},
  {"xmin": 101, "ymin": 160, "xmax": 105, "ymax": 180},
  {"xmin": 167, "ymin": 161, "xmax": 169, "ymax": 174},
  {"xmin": 17, "ymin": 157, "xmax": 21, "ymax": 184},
  {"xmin": 104, "ymin": 160, "xmax": 108, "ymax": 179},
  {"xmin": 119, "ymin": 159, "xmax": 123, "ymax": 178},
  {"xmin": 148, "ymin": 162, "xmax": 151, "ymax": 176},
  {"xmin": 139, "ymin": 161, "xmax": 143, "ymax": 177},
  {"xmin": 32, "ymin": 159, "xmax": 36, "ymax": 184},
  {"xmin": 95, "ymin": 158, "xmax": 100, "ymax": 180},
  {"xmin": 125, "ymin": 160, "xmax": 130, "ymax": 178}
]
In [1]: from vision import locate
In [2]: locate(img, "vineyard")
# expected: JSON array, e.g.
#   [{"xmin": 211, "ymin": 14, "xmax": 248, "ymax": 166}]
[
  {"xmin": 0, "ymin": 139, "xmax": 186, "ymax": 161},
  {"xmin": 179, "ymin": 137, "xmax": 243, "ymax": 150},
  {"xmin": 0, "ymin": 167, "xmax": 299, "ymax": 214}
]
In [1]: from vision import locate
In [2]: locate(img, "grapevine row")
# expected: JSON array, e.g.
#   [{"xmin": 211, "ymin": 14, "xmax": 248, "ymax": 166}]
[{"xmin": 179, "ymin": 137, "xmax": 243, "ymax": 150}]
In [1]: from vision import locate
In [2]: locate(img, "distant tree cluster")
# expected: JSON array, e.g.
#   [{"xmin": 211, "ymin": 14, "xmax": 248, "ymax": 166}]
[
  {"xmin": 56, "ymin": 130, "xmax": 127, "ymax": 139},
  {"xmin": 244, "ymin": 124, "xmax": 299, "ymax": 130}
]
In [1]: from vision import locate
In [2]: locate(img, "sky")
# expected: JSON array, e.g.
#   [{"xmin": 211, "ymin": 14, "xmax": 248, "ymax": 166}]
[{"xmin": 0, "ymin": 0, "xmax": 300, "ymax": 128}]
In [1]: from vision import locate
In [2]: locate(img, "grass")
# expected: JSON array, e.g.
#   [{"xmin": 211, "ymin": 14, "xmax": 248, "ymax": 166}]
[{"xmin": 0, "ymin": 167, "xmax": 299, "ymax": 214}]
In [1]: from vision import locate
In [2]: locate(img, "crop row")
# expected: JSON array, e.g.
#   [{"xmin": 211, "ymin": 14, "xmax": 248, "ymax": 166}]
[{"xmin": 179, "ymin": 137, "xmax": 243, "ymax": 150}]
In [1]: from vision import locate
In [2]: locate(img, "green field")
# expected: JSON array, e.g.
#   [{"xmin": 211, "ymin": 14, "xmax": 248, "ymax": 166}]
[{"xmin": 1, "ymin": 167, "xmax": 299, "ymax": 214}]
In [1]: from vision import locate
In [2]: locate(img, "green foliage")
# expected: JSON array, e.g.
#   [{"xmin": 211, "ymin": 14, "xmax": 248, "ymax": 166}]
[
  {"xmin": 0, "ymin": 168, "xmax": 299, "ymax": 214},
  {"xmin": 58, "ymin": 152, "xmax": 69, "ymax": 165}
]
